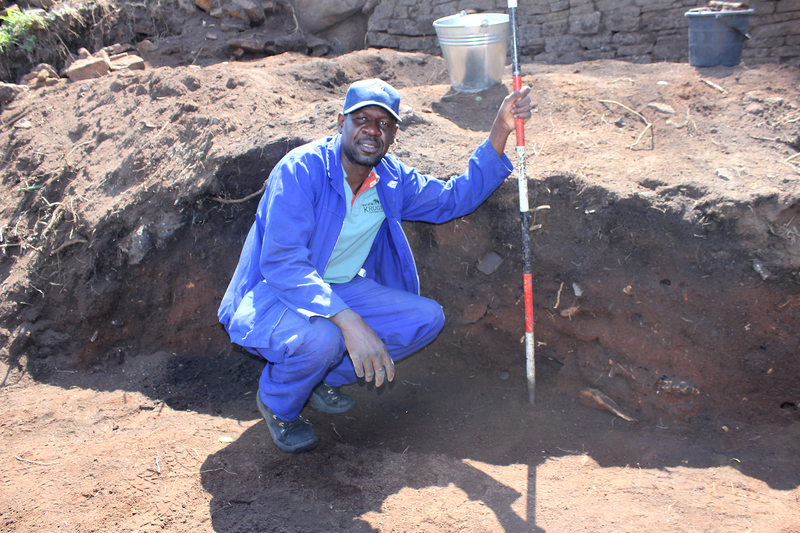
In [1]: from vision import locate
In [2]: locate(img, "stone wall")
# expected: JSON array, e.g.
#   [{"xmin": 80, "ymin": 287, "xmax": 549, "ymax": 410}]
[{"xmin": 366, "ymin": 0, "xmax": 800, "ymax": 67}]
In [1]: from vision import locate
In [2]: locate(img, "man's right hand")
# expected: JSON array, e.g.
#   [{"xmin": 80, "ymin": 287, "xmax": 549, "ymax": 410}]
[{"xmin": 330, "ymin": 309, "xmax": 395, "ymax": 387}]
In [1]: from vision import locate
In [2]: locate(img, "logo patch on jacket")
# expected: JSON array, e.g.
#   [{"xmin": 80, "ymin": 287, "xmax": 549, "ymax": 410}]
[{"xmin": 363, "ymin": 199, "xmax": 383, "ymax": 214}]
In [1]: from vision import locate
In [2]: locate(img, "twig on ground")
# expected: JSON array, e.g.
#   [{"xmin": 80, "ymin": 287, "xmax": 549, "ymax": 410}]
[
  {"xmin": 0, "ymin": 109, "xmax": 29, "ymax": 132},
  {"xmin": 191, "ymin": 45, "xmax": 204, "ymax": 65},
  {"xmin": 599, "ymin": 100, "xmax": 647, "ymax": 123},
  {"xmin": 599, "ymin": 100, "xmax": 653, "ymax": 149},
  {"xmin": 749, "ymin": 133, "xmax": 781, "ymax": 143},
  {"xmin": 154, "ymin": 121, "xmax": 170, "ymax": 139},
  {"xmin": 687, "ymin": 108, "xmax": 699, "ymax": 133},
  {"xmin": 65, "ymin": 140, "xmax": 93, "ymax": 162},
  {"xmin": 208, "ymin": 181, "xmax": 267, "ymax": 204},
  {"xmin": 39, "ymin": 204, "xmax": 65, "ymax": 241},
  {"xmin": 701, "ymin": 79, "xmax": 727, "ymax": 93},
  {"xmin": 554, "ymin": 281, "xmax": 564, "ymax": 309},
  {"xmin": 15, "ymin": 456, "xmax": 59, "ymax": 466},
  {"xmin": 51, "ymin": 238, "xmax": 88, "ymax": 255},
  {"xmin": 631, "ymin": 122, "xmax": 653, "ymax": 148}
]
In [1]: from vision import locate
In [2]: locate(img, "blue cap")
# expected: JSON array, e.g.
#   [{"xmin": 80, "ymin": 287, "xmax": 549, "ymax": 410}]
[{"xmin": 343, "ymin": 79, "xmax": 402, "ymax": 122}]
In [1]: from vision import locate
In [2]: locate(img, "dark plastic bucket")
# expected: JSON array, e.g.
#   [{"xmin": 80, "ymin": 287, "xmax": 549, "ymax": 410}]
[{"xmin": 685, "ymin": 9, "xmax": 753, "ymax": 67}]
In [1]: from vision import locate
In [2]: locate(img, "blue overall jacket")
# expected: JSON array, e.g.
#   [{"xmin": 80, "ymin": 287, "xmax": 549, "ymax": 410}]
[{"xmin": 218, "ymin": 134, "xmax": 513, "ymax": 350}]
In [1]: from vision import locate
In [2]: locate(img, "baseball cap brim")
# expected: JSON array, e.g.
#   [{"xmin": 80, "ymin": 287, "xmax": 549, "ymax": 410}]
[{"xmin": 343, "ymin": 101, "xmax": 402, "ymax": 122}]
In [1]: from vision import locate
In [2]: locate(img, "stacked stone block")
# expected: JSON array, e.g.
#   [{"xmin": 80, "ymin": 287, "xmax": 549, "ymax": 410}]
[{"xmin": 366, "ymin": 0, "xmax": 800, "ymax": 66}]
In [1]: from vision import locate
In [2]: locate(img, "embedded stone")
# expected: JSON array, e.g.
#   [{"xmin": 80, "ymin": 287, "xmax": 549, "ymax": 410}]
[
  {"xmin": 65, "ymin": 57, "xmax": 110, "ymax": 81},
  {"xmin": 109, "ymin": 55, "xmax": 146, "ymax": 71}
]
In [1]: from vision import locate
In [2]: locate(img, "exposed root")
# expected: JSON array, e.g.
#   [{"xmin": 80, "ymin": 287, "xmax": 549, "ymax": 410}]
[
  {"xmin": 599, "ymin": 99, "xmax": 653, "ymax": 150},
  {"xmin": 207, "ymin": 181, "xmax": 267, "ymax": 205}
]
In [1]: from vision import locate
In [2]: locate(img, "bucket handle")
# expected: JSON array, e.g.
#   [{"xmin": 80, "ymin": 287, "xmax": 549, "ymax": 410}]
[
  {"xmin": 458, "ymin": 9, "xmax": 492, "ymax": 28},
  {"xmin": 715, "ymin": 13, "xmax": 751, "ymax": 40}
]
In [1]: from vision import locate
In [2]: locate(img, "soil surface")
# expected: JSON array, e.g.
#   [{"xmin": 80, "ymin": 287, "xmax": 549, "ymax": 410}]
[{"xmin": 1, "ymin": 11, "xmax": 800, "ymax": 532}]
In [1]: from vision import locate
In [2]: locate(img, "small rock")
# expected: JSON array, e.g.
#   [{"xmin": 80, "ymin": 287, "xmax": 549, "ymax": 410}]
[
  {"xmin": 119, "ymin": 226, "xmax": 152, "ymax": 265},
  {"xmin": 233, "ymin": 0, "xmax": 266, "ymax": 24},
  {"xmin": 0, "ymin": 82, "xmax": 28, "ymax": 104},
  {"xmin": 103, "ymin": 43, "xmax": 137, "ymax": 56},
  {"xmin": 20, "ymin": 63, "xmax": 59, "ymax": 85},
  {"xmin": 560, "ymin": 306, "xmax": 579, "ymax": 318},
  {"xmin": 215, "ymin": 1, "xmax": 249, "ymax": 20},
  {"xmin": 572, "ymin": 283, "xmax": 583, "ymax": 297},
  {"xmin": 151, "ymin": 212, "xmax": 184, "ymax": 249},
  {"xmin": 109, "ymin": 55, "xmax": 145, "ymax": 71},
  {"xmin": 134, "ymin": 22, "xmax": 156, "ymax": 35},
  {"xmin": 477, "ymin": 252, "xmax": 503, "ymax": 275},
  {"xmin": 745, "ymin": 102, "xmax": 764, "ymax": 115},
  {"xmin": 647, "ymin": 102, "xmax": 675, "ymax": 114},
  {"xmin": 459, "ymin": 303, "xmax": 488, "ymax": 325},
  {"xmin": 499, "ymin": 371, "xmax": 510, "ymax": 380},
  {"xmin": 752, "ymin": 259, "xmax": 772, "ymax": 280},
  {"xmin": 715, "ymin": 168, "xmax": 734, "ymax": 181},
  {"xmin": 176, "ymin": 0, "xmax": 198, "ymax": 12},
  {"xmin": 614, "ymin": 117, "xmax": 626, "ymax": 128},
  {"xmin": 14, "ymin": 120, "xmax": 33, "ymax": 129},
  {"xmin": 137, "ymin": 39, "xmax": 159, "ymax": 54},
  {"xmin": 65, "ymin": 56, "xmax": 110, "ymax": 81},
  {"xmin": 221, "ymin": 19, "xmax": 251, "ymax": 31},
  {"xmin": 228, "ymin": 33, "xmax": 270, "ymax": 53}
]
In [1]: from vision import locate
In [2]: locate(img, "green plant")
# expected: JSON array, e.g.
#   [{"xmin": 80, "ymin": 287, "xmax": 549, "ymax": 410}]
[{"xmin": 0, "ymin": 7, "xmax": 46, "ymax": 53}]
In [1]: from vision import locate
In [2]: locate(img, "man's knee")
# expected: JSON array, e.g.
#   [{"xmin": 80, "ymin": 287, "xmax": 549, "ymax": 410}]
[
  {"xmin": 300, "ymin": 317, "xmax": 345, "ymax": 365},
  {"xmin": 418, "ymin": 297, "xmax": 445, "ymax": 336}
]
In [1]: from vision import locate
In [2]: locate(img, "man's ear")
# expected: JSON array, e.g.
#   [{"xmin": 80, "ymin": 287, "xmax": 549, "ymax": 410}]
[{"xmin": 337, "ymin": 113, "xmax": 345, "ymax": 133}]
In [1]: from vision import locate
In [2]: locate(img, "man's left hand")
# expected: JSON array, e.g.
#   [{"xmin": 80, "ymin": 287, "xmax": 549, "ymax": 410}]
[{"xmin": 488, "ymin": 86, "xmax": 533, "ymax": 155}]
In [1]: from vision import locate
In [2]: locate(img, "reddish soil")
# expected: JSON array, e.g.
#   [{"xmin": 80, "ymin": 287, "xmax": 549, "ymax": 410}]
[{"xmin": 1, "ymin": 13, "xmax": 799, "ymax": 532}]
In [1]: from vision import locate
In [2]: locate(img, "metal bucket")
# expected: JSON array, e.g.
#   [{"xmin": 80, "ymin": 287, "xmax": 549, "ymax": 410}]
[{"xmin": 433, "ymin": 12, "xmax": 510, "ymax": 93}]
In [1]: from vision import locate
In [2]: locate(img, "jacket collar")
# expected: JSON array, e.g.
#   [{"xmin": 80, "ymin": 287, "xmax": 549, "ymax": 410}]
[
  {"xmin": 327, "ymin": 133, "xmax": 393, "ymax": 200},
  {"xmin": 326, "ymin": 135, "xmax": 345, "ymax": 198}
]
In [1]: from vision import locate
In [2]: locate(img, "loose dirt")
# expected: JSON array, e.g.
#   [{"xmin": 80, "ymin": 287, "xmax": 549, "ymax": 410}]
[{"xmin": 1, "ymin": 15, "xmax": 799, "ymax": 533}]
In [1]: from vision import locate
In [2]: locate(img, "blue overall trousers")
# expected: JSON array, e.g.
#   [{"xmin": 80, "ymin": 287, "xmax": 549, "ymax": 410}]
[{"xmin": 255, "ymin": 275, "xmax": 445, "ymax": 421}]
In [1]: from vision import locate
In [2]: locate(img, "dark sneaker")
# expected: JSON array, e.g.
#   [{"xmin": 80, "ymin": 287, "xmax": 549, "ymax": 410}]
[
  {"xmin": 256, "ymin": 390, "xmax": 318, "ymax": 454},
  {"xmin": 309, "ymin": 382, "xmax": 355, "ymax": 414}
]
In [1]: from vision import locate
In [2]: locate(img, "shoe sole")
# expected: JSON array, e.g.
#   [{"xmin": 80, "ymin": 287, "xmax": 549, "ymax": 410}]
[{"xmin": 256, "ymin": 391, "xmax": 319, "ymax": 454}]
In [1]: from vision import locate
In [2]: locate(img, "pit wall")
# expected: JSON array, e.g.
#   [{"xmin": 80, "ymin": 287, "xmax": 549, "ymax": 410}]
[
  {"xmin": 409, "ymin": 176, "xmax": 800, "ymax": 424},
  {"xmin": 367, "ymin": 0, "xmax": 800, "ymax": 67}
]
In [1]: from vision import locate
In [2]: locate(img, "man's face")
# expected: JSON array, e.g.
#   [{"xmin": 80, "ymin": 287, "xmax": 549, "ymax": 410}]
[{"xmin": 338, "ymin": 105, "xmax": 398, "ymax": 169}]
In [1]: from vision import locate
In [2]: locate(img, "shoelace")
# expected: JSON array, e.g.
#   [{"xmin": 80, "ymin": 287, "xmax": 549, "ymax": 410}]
[
  {"xmin": 273, "ymin": 414, "xmax": 312, "ymax": 435},
  {"xmin": 320, "ymin": 385, "xmax": 340, "ymax": 401}
]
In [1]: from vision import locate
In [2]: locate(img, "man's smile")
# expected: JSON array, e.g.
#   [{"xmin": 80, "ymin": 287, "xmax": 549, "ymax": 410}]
[{"xmin": 356, "ymin": 136, "xmax": 381, "ymax": 153}]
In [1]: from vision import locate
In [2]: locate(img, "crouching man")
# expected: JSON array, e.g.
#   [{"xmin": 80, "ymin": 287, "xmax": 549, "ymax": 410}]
[{"xmin": 219, "ymin": 79, "xmax": 532, "ymax": 453}]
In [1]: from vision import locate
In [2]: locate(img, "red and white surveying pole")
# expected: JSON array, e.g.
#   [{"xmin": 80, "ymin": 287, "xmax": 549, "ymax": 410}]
[{"xmin": 508, "ymin": 0, "xmax": 536, "ymax": 404}]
